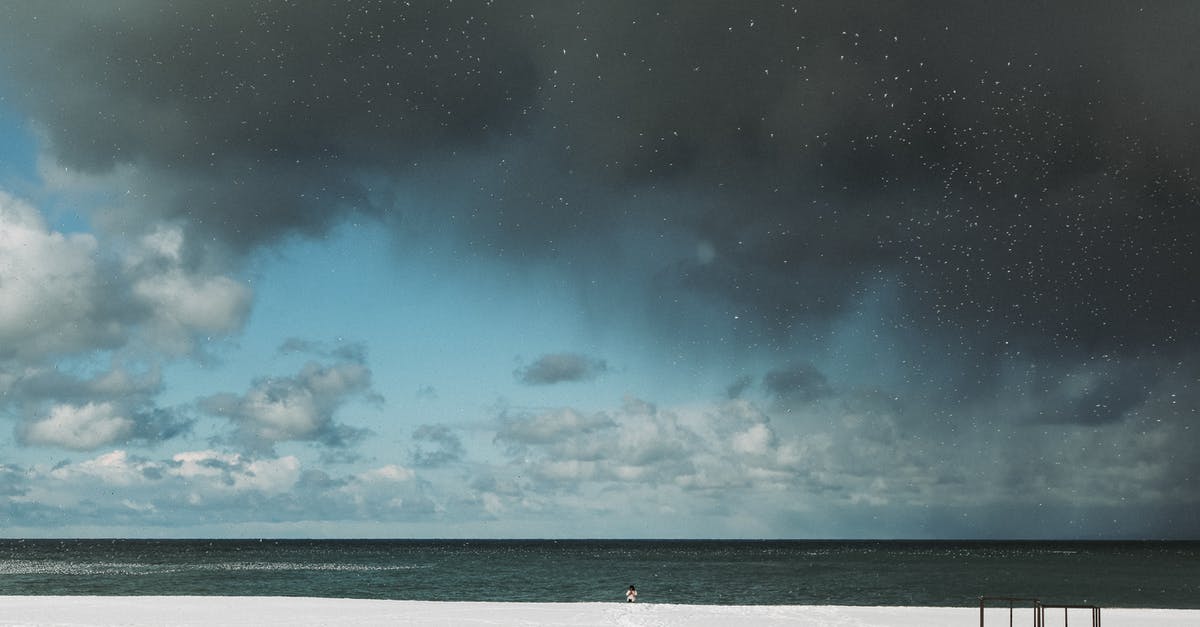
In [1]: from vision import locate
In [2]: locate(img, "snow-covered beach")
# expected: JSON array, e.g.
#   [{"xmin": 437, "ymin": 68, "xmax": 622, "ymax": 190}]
[{"xmin": 0, "ymin": 597, "xmax": 1196, "ymax": 627}]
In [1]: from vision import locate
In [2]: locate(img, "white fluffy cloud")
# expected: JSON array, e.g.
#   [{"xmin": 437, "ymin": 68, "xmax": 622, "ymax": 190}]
[
  {"xmin": 20, "ymin": 402, "xmax": 135, "ymax": 451},
  {"xmin": 200, "ymin": 360, "xmax": 373, "ymax": 447},
  {"xmin": 4, "ymin": 364, "xmax": 192, "ymax": 452},
  {"xmin": 1, "ymin": 195, "xmax": 249, "ymax": 363},
  {"xmin": 1, "ymin": 193, "xmax": 251, "ymax": 451},
  {"xmin": 170, "ymin": 450, "xmax": 302, "ymax": 496},
  {"xmin": 128, "ymin": 227, "xmax": 252, "ymax": 353},
  {"xmin": 1, "ymin": 189, "xmax": 250, "ymax": 355},
  {"xmin": 338, "ymin": 464, "xmax": 419, "ymax": 512},
  {"xmin": 48, "ymin": 449, "xmax": 150, "ymax": 485},
  {"xmin": 135, "ymin": 271, "xmax": 251, "ymax": 333},
  {"xmin": 0, "ymin": 191, "xmax": 115, "ymax": 360}
]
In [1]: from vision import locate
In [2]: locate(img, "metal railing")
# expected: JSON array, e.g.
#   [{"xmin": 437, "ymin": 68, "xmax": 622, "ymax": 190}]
[
  {"xmin": 1037, "ymin": 604, "xmax": 1102, "ymax": 627},
  {"xmin": 980, "ymin": 596, "xmax": 1101, "ymax": 627},
  {"xmin": 980, "ymin": 596, "xmax": 1042, "ymax": 627}
]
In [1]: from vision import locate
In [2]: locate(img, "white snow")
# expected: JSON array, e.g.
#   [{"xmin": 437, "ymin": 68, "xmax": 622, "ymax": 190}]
[{"xmin": 0, "ymin": 597, "xmax": 1195, "ymax": 626}]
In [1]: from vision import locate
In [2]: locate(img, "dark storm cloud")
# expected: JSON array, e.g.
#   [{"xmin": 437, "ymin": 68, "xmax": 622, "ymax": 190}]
[
  {"xmin": 0, "ymin": 0, "xmax": 538, "ymax": 253},
  {"xmin": 2, "ymin": 1, "xmax": 1199, "ymax": 426},
  {"xmin": 515, "ymin": 353, "xmax": 608, "ymax": 386}
]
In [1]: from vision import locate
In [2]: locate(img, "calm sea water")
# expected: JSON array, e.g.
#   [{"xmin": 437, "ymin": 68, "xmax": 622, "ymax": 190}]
[{"xmin": 0, "ymin": 540, "xmax": 1195, "ymax": 608}]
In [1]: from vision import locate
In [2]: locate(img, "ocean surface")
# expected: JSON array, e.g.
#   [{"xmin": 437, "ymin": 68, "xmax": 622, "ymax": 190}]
[{"xmin": 0, "ymin": 540, "xmax": 1196, "ymax": 608}]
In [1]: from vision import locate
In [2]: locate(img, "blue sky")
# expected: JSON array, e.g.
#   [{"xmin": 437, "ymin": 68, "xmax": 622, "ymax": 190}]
[{"xmin": 1, "ymin": 1, "xmax": 1198, "ymax": 539}]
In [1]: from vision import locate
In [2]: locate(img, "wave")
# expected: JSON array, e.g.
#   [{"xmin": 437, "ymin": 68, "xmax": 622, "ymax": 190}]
[{"xmin": 0, "ymin": 560, "xmax": 427, "ymax": 576}]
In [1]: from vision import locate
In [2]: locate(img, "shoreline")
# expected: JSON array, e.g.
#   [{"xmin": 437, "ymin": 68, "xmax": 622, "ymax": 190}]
[{"xmin": 0, "ymin": 597, "xmax": 1197, "ymax": 626}]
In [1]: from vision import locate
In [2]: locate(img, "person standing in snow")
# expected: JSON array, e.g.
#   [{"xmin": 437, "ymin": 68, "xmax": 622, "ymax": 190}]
[{"xmin": 626, "ymin": 584, "xmax": 638, "ymax": 602}]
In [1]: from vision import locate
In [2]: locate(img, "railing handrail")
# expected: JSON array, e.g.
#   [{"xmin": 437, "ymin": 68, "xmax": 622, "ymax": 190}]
[{"xmin": 980, "ymin": 596, "xmax": 1102, "ymax": 627}]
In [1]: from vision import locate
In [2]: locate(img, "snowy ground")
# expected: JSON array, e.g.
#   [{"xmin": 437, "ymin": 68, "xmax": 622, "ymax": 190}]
[{"xmin": 0, "ymin": 597, "xmax": 1195, "ymax": 626}]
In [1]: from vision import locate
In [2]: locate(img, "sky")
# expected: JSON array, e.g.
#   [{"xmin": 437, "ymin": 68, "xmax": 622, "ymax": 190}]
[{"xmin": 0, "ymin": 1, "xmax": 1197, "ymax": 539}]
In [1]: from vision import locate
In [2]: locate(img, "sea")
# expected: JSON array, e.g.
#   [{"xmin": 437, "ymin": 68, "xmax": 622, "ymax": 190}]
[{"xmin": 0, "ymin": 540, "xmax": 1196, "ymax": 608}]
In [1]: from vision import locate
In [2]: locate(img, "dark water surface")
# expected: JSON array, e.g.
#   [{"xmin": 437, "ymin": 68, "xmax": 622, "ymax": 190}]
[{"xmin": 0, "ymin": 539, "xmax": 1195, "ymax": 607}]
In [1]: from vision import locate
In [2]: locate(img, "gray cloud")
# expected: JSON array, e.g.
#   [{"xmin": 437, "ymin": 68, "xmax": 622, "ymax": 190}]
[
  {"xmin": 409, "ymin": 424, "xmax": 465, "ymax": 468},
  {"xmin": 515, "ymin": 353, "xmax": 609, "ymax": 386},
  {"xmin": 277, "ymin": 338, "xmax": 324, "ymax": 356},
  {"xmin": 725, "ymin": 375, "xmax": 754, "ymax": 400},
  {"xmin": 278, "ymin": 338, "xmax": 369, "ymax": 364},
  {"xmin": 763, "ymin": 364, "xmax": 833, "ymax": 407},
  {"xmin": 415, "ymin": 386, "xmax": 439, "ymax": 401}
]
